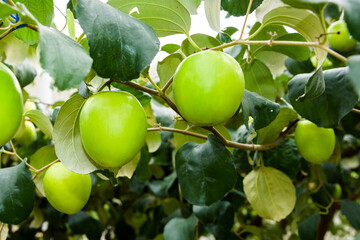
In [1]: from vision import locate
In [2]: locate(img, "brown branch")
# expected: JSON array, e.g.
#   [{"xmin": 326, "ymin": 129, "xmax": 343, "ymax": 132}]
[
  {"xmin": 148, "ymin": 120, "xmax": 298, "ymax": 151},
  {"xmin": 0, "ymin": 27, "xmax": 16, "ymax": 40},
  {"xmin": 161, "ymin": 75, "xmax": 174, "ymax": 93},
  {"xmin": 148, "ymin": 127, "xmax": 208, "ymax": 140},
  {"xmin": 316, "ymin": 202, "xmax": 340, "ymax": 240},
  {"xmin": 6, "ymin": 0, "xmax": 15, "ymax": 6},
  {"xmin": 32, "ymin": 159, "xmax": 60, "ymax": 180},
  {"xmin": 26, "ymin": 24, "xmax": 39, "ymax": 32},
  {"xmin": 112, "ymin": 79, "xmax": 160, "ymax": 96},
  {"xmin": 239, "ymin": 0, "xmax": 253, "ymax": 40}
]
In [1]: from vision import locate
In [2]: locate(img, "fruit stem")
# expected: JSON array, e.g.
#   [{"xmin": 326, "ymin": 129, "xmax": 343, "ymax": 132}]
[
  {"xmin": 6, "ymin": 0, "xmax": 15, "ymax": 6},
  {"xmin": 32, "ymin": 159, "xmax": 60, "ymax": 180},
  {"xmin": 161, "ymin": 75, "xmax": 174, "ymax": 94},
  {"xmin": 77, "ymin": 32, "xmax": 85, "ymax": 43},
  {"xmin": 143, "ymin": 76, "xmax": 163, "ymax": 95},
  {"xmin": 186, "ymin": 34, "xmax": 202, "ymax": 52},
  {"xmin": 238, "ymin": 0, "xmax": 253, "ymax": 40}
]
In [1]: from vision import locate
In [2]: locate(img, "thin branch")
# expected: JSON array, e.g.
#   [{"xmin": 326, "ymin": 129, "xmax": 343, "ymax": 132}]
[
  {"xmin": 0, "ymin": 27, "xmax": 16, "ymax": 40},
  {"xmin": 148, "ymin": 120, "xmax": 298, "ymax": 151},
  {"xmin": 112, "ymin": 79, "xmax": 160, "ymax": 96},
  {"xmin": 6, "ymin": 0, "xmax": 15, "ymax": 6},
  {"xmin": 210, "ymin": 40, "xmax": 347, "ymax": 63},
  {"xmin": 0, "ymin": 223, "xmax": 5, "ymax": 235},
  {"xmin": 239, "ymin": 0, "xmax": 253, "ymax": 40},
  {"xmin": 351, "ymin": 108, "xmax": 360, "ymax": 114},
  {"xmin": 26, "ymin": 24, "xmax": 38, "ymax": 32},
  {"xmin": 148, "ymin": 127, "xmax": 208, "ymax": 140},
  {"xmin": 161, "ymin": 75, "xmax": 174, "ymax": 93},
  {"xmin": 32, "ymin": 159, "xmax": 60, "ymax": 180},
  {"xmin": 6, "ymin": 141, "xmax": 38, "ymax": 172}
]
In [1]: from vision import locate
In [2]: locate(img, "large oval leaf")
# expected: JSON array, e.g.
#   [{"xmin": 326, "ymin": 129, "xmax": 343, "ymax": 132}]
[
  {"xmin": 243, "ymin": 166, "xmax": 296, "ymax": 221},
  {"xmin": 175, "ymin": 134, "xmax": 237, "ymax": 206},
  {"xmin": 288, "ymin": 67, "xmax": 357, "ymax": 127},
  {"xmin": 108, "ymin": 0, "xmax": 191, "ymax": 37},
  {"xmin": 261, "ymin": 6, "xmax": 328, "ymax": 67},
  {"xmin": 39, "ymin": 25, "xmax": 93, "ymax": 91},
  {"xmin": 53, "ymin": 94, "xmax": 100, "ymax": 174},
  {"xmin": 0, "ymin": 161, "xmax": 35, "ymax": 224},
  {"xmin": 77, "ymin": 0, "xmax": 160, "ymax": 81}
]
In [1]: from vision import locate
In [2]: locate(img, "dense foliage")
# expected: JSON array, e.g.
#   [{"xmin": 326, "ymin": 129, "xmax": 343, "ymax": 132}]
[{"xmin": 1, "ymin": 0, "xmax": 360, "ymax": 239}]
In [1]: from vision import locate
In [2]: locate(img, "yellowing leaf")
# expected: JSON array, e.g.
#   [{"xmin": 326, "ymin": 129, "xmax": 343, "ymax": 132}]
[{"xmin": 243, "ymin": 166, "xmax": 296, "ymax": 221}]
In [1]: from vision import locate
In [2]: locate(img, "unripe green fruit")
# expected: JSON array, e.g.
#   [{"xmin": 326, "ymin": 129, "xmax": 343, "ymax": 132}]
[
  {"xmin": 79, "ymin": 91, "xmax": 147, "ymax": 168},
  {"xmin": 43, "ymin": 162, "xmax": 92, "ymax": 214},
  {"xmin": 0, "ymin": 62, "xmax": 23, "ymax": 146},
  {"xmin": 328, "ymin": 20, "xmax": 357, "ymax": 52},
  {"xmin": 14, "ymin": 120, "xmax": 36, "ymax": 147},
  {"xmin": 295, "ymin": 120, "xmax": 335, "ymax": 164},
  {"xmin": 173, "ymin": 50, "xmax": 245, "ymax": 126}
]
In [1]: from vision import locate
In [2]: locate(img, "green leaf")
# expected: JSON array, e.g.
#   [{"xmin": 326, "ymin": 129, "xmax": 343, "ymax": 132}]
[
  {"xmin": 77, "ymin": 0, "xmax": 160, "ymax": 81},
  {"xmin": 221, "ymin": 0, "xmax": 265, "ymax": 17},
  {"xmin": 342, "ymin": 0, "xmax": 360, "ymax": 41},
  {"xmin": 259, "ymin": 107, "xmax": 298, "ymax": 144},
  {"xmin": 294, "ymin": 67, "xmax": 325, "ymax": 102},
  {"xmin": 161, "ymin": 44, "xmax": 180, "ymax": 54},
  {"xmin": 180, "ymin": 34, "xmax": 221, "ymax": 56},
  {"xmin": 157, "ymin": 53, "xmax": 183, "ymax": 102},
  {"xmin": 341, "ymin": 200, "xmax": 360, "ymax": 230},
  {"xmin": 298, "ymin": 213, "xmax": 320, "ymax": 240},
  {"xmin": 288, "ymin": 67, "xmax": 357, "ymax": 128},
  {"xmin": 243, "ymin": 166, "xmax": 296, "ymax": 221},
  {"xmin": 24, "ymin": 109, "xmax": 53, "ymax": 138},
  {"xmin": 68, "ymin": 212, "xmax": 102, "ymax": 240},
  {"xmin": 13, "ymin": 0, "xmax": 54, "ymax": 45},
  {"xmin": 204, "ymin": 0, "xmax": 221, "ymax": 32},
  {"xmin": 13, "ymin": 59, "xmax": 37, "ymax": 88},
  {"xmin": 241, "ymin": 90, "xmax": 280, "ymax": 130},
  {"xmin": 148, "ymin": 171, "xmax": 177, "ymax": 198},
  {"xmin": 53, "ymin": 94, "xmax": 100, "ymax": 174},
  {"xmin": 348, "ymin": 55, "xmax": 360, "ymax": 97},
  {"xmin": 341, "ymin": 111, "xmax": 360, "ymax": 139},
  {"xmin": 263, "ymin": 138, "xmax": 301, "ymax": 179},
  {"xmin": 77, "ymin": 81, "xmax": 89, "ymax": 99},
  {"xmin": 0, "ymin": 2, "xmax": 18, "ymax": 18},
  {"xmin": 193, "ymin": 201, "xmax": 234, "ymax": 239},
  {"xmin": 108, "ymin": 0, "xmax": 191, "ymax": 37},
  {"xmin": 176, "ymin": 135, "xmax": 237, "ymax": 206},
  {"xmin": 281, "ymin": 0, "xmax": 326, "ymax": 14},
  {"xmin": 163, "ymin": 215, "xmax": 196, "ymax": 240},
  {"xmin": 39, "ymin": 25, "xmax": 93, "ymax": 91},
  {"xmin": 29, "ymin": 145, "xmax": 57, "ymax": 196},
  {"xmin": 177, "ymin": 0, "xmax": 201, "ymax": 14},
  {"xmin": 0, "ymin": 161, "xmax": 35, "ymax": 224},
  {"xmin": 261, "ymin": 6, "xmax": 328, "ymax": 67},
  {"xmin": 242, "ymin": 59, "xmax": 276, "ymax": 101},
  {"xmin": 67, "ymin": 9, "xmax": 75, "ymax": 39},
  {"xmin": 285, "ymin": 57, "xmax": 315, "ymax": 75}
]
